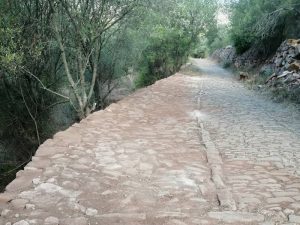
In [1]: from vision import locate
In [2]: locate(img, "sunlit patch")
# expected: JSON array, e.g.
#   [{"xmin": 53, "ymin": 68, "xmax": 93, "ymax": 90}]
[{"xmin": 189, "ymin": 110, "xmax": 207, "ymax": 121}]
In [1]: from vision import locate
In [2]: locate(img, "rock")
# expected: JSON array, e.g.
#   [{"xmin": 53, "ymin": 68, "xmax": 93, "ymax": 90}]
[
  {"xmin": 13, "ymin": 220, "xmax": 29, "ymax": 225},
  {"xmin": 290, "ymin": 203, "xmax": 300, "ymax": 210},
  {"xmin": 265, "ymin": 39, "xmax": 300, "ymax": 88},
  {"xmin": 265, "ymin": 73, "xmax": 277, "ymax": 84},
  {"xmin": 208, "ymin": 211, "xmax": 264, "ymax": 223},
  {"xmin": 32, "ymin": 178, "xmax": 41, "ymax": 185},
  {"xmin": 287, "ymin": 61, "xmax": 300, "ymax": 71},
  {"xmin": 288, "ymin": 39, "xmax": 300, "ymax": 46},
  {"xmin": 35, "ymin": 183, "xmax": 62, "ymax": 193},
  {"xmin": 275, "ymin": 58, "xmax": 283, "ymax": 67},
  {"xmin": 284, "ymin": 209, "xmax": 294, "ymax": 215},
  {"xmin": 1, "ymin": 209, "xmax": 11, "ymax": 217},
  {"xmin": 61, "ymin": 217, "xmax": 88, "ymax": 225},
  {"xmin": 259, "ymin": 222, "xmax": 275, "ymax": 225},
  {"xmin": 289, "ymin": 215, "xmax": 300, "ymax": 223},
  {"xmin": 212, "ymin": 46, "xmax": 237, "ymax": 64},
  {"xmin": 267, "ymin": 197, "xmax": 294, "ymax": 204},
  {"xmin": 278, "ymin": 71, "xmax": 292, "ymax": 78},
  {"xmin": 25, "ymin": 204, "xmax": 35, "ymax": 210},
  {"xmin": 0, "ymin": 193, "xmax": 15, "ymax": 204},
  {"xmin": 45, "ymin": 216, "xmax": 59, "ymax": 225},
  {"xmin": 11, "ymin": 199, "xmax": 28, "ymax": 209},
  {"xmin": 85, "ymin": 208, "xmax": 98, "ymax": 216}
]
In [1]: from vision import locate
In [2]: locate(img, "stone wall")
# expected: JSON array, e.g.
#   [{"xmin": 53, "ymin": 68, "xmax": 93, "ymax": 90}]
[
  {"xmin": 211, "ymin": 45, "xmax": 264, "ymax": 69},
  {"xmin": 212, "ymin": 39, "xmax": 300, "ymax": 90},
  {"xmin": 211, "ymin": 46, "xmax": 236, "ymax": 65},
  {"xmin": 265, "ymin": 39, "xmax": 300, "ymax": 88}
]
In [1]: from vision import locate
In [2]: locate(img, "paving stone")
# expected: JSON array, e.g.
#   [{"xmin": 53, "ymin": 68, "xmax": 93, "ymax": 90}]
[
  {"xmin": 267, "ymin": 197, "xmax": 295, "ymax": 204},
  {"xmin": 0, "ymin": 194, "xmax": 15, "ymax": 204},
  {"xmin": 290, "ymin": 203, "xmax": 300, "ymax": 210},
  {"xmin": 85, "ymin": 208, "xmax": 98, "ymax": 216},
  {"xmin": 44, "ymin": 216, "xmax": 59, "ymax": 225},
  {"xmin": 10, "ymin": 199, "xmax": 28, "ymax": 209},
  {"xmin": 61, "ymin": 217, "xmax": 88, "ymax": 225},
  {"xmin": 1, "ymin": 59, "xmax": 300, "ymax": 225},
  {"xmin": 25, "ymin": 204, "xmax": 35, "ymax": 210},
  {"xmin": 207, "ymin": 211, "xmax": 265, "ymax": 223},
  {"xmin": 1, "ymin": 209, "xmax": 11, "ymax": 217},
  {"xmin": 12, "ymin": 221, "xmax": 29, "ymax": 225},
  {"xmin": 289, "ymin": 215, "xmax": 300, "ymax": 223}
]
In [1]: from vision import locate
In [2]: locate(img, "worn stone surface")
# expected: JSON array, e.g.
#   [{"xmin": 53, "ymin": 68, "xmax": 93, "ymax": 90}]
[
  {"xmin": 289, "ymin": 215, "xmax": 300, "ymax": 223},
  {"xmin": 207, "ymin": 211, "xmax": 265, "ymax": 223},
  {"xmin": 1, "ymin": 59, "xmax": 300, "ymax": 224},
  {"xmin": 195, "ymin": 59, "xmax": 300, "ymax": 224}
]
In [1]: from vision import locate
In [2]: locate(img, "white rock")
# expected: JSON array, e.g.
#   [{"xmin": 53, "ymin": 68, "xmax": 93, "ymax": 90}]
[
  {"xmin": 32, "ymin": 178, "xmax": 41, "ymax": 185},
  {"xmin": 289, "ymin": 215, "xmax": 300, "ymax": 223},
  {"xmin": 47, "ymin": 178, "xmax": 56, "ymax": 183},
  {"xmin": 208, "ymin": 211, "xmax": 265, "ymax": 223},
  {"xmin": 35, "ymin": 183, "xmax": 62, "ymax": 193},
  {"xmin": 284, "ymin": 208, "xmax": 294, "ymax": 215},
  {"xmin": 1, "ymin": 209, "xmax": 11, "ymax": 217},
  {"xmin": 45, "ymin": 216, "xmax": 59, "ymax": 225},
  {"xmin": 13, "ymin": 220, "xmax": 29, "ymax": 225},
  {"xmin": 86, "ymin": 208, "xmax": 98, "ymax": 216},
  {"xmin": 25, "ymin": 204, "xmax": 35, "ymax": 210}
]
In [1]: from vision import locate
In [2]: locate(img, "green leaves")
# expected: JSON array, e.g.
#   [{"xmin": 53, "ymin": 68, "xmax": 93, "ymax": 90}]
[
  {"xmin": 0, "ymin": 25, "xmax": 23, "ymax": 73},
  {"xmin": 229, "ymin": 0, "xmax": 300, "ymax": 55}
]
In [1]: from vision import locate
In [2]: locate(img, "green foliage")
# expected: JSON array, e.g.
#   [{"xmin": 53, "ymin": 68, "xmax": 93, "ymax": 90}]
[
  {"xmin": 229, "ymin": 0, "xmax": 300, "ymax": 55},
  {"xmin": 207, "ymin": 25, "xmax": 231, "ymax": 54},
  {"xmin": 191, "ymin": 39, "xmax": 209, "ymax": 58},
  {"xmin": 231, "ymin": 33, "xmax": 253, "ymax": 54},
  {"xmin": 136, "ymin": 0, "xmax": 218, "ymax": 87},
  {"xmin": 0, "ymin": 0, "xmax": 218, "ymax": 189},
  {"xmin": 136, "ymin": 29, "xmax": 191, "ymax": 87}
]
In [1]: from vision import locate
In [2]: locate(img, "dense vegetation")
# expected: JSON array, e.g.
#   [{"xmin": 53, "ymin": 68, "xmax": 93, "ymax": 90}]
[
  {"xmin": 208, "ymin": 0, "xmax": 300, "ymax": 57},
  {"xmin": 230, "ymin": 0, "xmax": 300, "ymax": 56},
  {"xmin": 0, "ymin": 0, "xmax": 218, "ymax": 190}
]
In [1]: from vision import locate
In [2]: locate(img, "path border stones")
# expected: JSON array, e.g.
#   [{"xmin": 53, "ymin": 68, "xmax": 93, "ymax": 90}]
[{"xmin": 196, "ymin": 80, "xmax": 237, "ymax": 211}]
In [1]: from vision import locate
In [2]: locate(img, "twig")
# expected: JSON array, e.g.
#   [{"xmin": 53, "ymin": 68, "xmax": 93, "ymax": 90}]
[
  {"xmin": 0, "ymin": 157, "xmax": 32, "ymax": 177},
  {"xmin": 43, "ymin": 100, "xmax": 70, "ymax": 111},
  {"xmin": 20, "ymin": 66, "xmax": 70, "ymax": 100},
  {"xmin": 20, "ymin": 84, "xmax": 41, "ymax": 145}
]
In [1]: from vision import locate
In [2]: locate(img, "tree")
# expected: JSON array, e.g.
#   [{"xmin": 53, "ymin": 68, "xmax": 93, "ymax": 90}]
[
  {"xmin": 136, "ymin": 0, "xmax": 218, "ymax": 86},
  {"xmin": 229, "ymin": 0, "xmax": 300, "ymax": 55},
  {"xmin": 0, "ymin": 0, "xmax": 219, "ymax": 190},
  {"xmin": 49, "ymin": 0, "xmax": 139, "ymax": 118}
]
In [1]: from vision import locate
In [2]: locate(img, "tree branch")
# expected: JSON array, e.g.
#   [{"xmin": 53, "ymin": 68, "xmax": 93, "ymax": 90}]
[{"xmin": 20, "ymin": 84, "xmax": 41, "ymax": 145}]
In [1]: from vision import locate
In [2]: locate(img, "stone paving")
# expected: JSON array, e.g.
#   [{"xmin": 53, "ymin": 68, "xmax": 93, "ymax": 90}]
[
  {"xmin": 195, "ymin": 59, "xmax": 300, "ymax": 224},
  {"xmin": 0, "ymin": 59, "xmax": 300, "ymax": 224}
]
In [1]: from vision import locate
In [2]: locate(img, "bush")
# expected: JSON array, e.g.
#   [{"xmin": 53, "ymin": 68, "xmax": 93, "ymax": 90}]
[
  {"xmin": 136, "ymin": 29, "xmax": 191, "ymax": 87},
  {"xmin": 231, "ymin": 34, "xmax": 253, "ymax": 54}
]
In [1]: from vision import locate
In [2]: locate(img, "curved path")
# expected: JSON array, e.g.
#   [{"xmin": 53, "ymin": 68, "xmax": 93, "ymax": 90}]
[{"xmin": 1, "ymin": 59, "xmax": 300, "ymax": 225}]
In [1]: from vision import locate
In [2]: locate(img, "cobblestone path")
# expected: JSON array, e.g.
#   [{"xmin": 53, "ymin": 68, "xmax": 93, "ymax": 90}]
[{"xmin": 1, "ymin": 59, "xmax": 300, "ymax": 225}]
